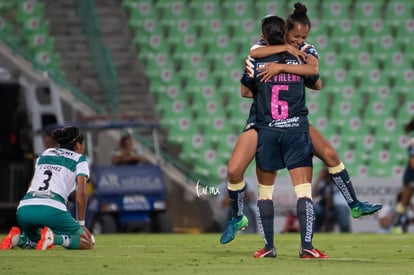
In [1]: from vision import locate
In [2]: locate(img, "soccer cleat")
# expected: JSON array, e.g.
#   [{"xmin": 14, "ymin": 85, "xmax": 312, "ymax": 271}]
[
  {"xmin": 1, "ymin": 227, "xmax": 21, "ymax": 250},
  {"xmin": 300, "ymin": 247, "xmax": 330, "ymax": 259},
  {"xmin": 220, "ymin": 215, "xmax": 248, "ymax": 244},
  {"xmin": 253, "ymin": 247, "xmax": 277, "ymax": 258},
  {"xmin": 35, "ymin": 227, "xmax": 54, "ymax": 250},
  {"xmin": 351, "ymin": 201, "xmax": 382, "ymax": 219}
]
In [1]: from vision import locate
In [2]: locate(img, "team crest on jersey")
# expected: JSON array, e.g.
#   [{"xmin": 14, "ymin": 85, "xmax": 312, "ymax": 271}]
[{"xmin": 257, "ymin": 63, "xmax": 266, "ymax": 69}]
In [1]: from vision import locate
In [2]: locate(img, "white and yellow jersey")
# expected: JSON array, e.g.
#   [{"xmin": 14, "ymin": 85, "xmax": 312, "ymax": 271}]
[{"xmin": 18, "ymin": 148, "xmax": 89, "ymax": 211}]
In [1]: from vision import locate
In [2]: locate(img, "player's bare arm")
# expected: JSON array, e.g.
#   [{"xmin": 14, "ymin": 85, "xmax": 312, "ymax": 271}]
[
  {"xmin": 250, "ymin": 44, "xmax": 306, "ymax": 63},
  {"xmin": 257, "ymin": 62, "xmax": 318, "ymax": 82}
]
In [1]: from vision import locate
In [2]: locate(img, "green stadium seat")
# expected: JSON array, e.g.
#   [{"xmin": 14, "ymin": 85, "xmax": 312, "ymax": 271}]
[
  {"xmin": 384, "ymin": 1, "xmax": 413, "ymax": 21},
  {"xmin": 391, "ymin": 68, "xmax": 414, "ymax": 90},
  {"xmin": 330, "ymin": 98, "xmax": 363, "ymax": 122},
  {"xmin": 200, "ymin": 115, "xmax": 231, "ymax": 144},
  {"xmin": 396, "ymin": 101, "xmax": 414, "ymax": 118},
  {"xmin": 348, "ymin": 52, "xmax": 378, "ymax": 80},
  {"xmin": 15, "ymin": 0, "xmax": 44, "ymax": 24},
  {"xmin": 198, "ymin": 19, "xmax": 229, "ymax": 48},
  {"xmin": 165, "ymin": 19, "xmax": 198, "ymax": 47},
  {"xmin": 323, "ymin": 68, "xmax": 355, "ymax": 89},
  {"xmin": 231, "ymin": 18, "xmax": 259, "ymax": 48},
  {"xmin": 0, "ymin": 16, "xmax": 19, "ymax": 44},
  {"xmin": 159, "ymin": 1, "xmax": 192, "ymax": 29},
  {"xmin": 130, "ymin": 19, "xmax": 164, "ymax": 45},
  {"xmin": 381, "ymin": 52, "xmax": 411, "ymax": 80},
  {"xmin": 222, "ymin": 0, "xmax": 255, "ymax": 29},
  {"xmin": 151, "ymin": 77, "xmax": 184, "ymax": 102},
  {"xmin": 177, "ymin": 54, "xmax": 211, "ymax": 81},
  {"xmin": 156, "ymin": 95, "xmax": 189, "ymax": 120},
  {"xmin": 355, "ymin": 68, "xmax": 389, "ymax": 90},
  {"xmin": 25, "ymin": 32, "xmax": 55, "ymax": 55},
  {"xmin": 255, "ymin": 1, "xmax": 285, "ymax": 17},
  {"xmin": 135, "ymin": 33, "xmax": 171, "ymax": 55},
  {"xmin": 33, "ymin": 50, "xmax": 61, "ymax": 71},
  {"xmin": 353, "ymin": 1, "xmax": 384, "ymax": 25},
  {"xmin": 166, "ymin": 116, "xmax": 199, "ymax": 145},
  {"xmin": 128, "ymin": 3, "xmax": 160, "ymax": 30},
  {"xmin": 338, "ymin": 36, "xmax": 371, "ymax": 62},
  {"xmin": 143, "ymin": 52, "xmax": 175, "ymax": 79},
  {"xmin": 362, "ymin": 19, "xmax": 393, "ymax": 43},
  {"xmin": 211, "ymin": 52, "xmax": 240, "ymax": 80},
  {"xmin": 364, "ymin": 85, "xmax": 391, "ymax": 103},
  {"xmin": 172, "ymin": 34, "xmax": 206, "ymax": 64},
  {"xmin": 184, "ymin": 69, "xmax": 218, "ymax": 98},
  {"xmin": 194, "ymin": 154, "xmax": 228, "ymax": 183},
  {"xmin": 192, "ymin": 100, "xmax": 226, "ymax": 123},
  {"xmin": 321, "ymin": 1, "xmax": 352, "ymax": 27},
  {"xmin": 206, "ymin": 34, "xmax": 241, "ymax": 62},
  {"xmin": 311, "ymin": 34, "xmax": 338, "ymax": 54},
  {"xmin": 367, "ymin": 149, "xmax": 393, "ymax": 177},
  {"xmin": 179, "ymin": 132, "xmax": 209, "ymax": 163},
  {"xmin": 332, "ymin": 19, "xmax": 362, "ymax": 44},
  {"xmin": 190, "ymin": 0, "xmax": 222, "ymax": 28},
  {"xmin": 363, "ymin": 101, "xmax": 395, "ymax": 129},
  {"xmin": 370, "ymin": 35, "xmax": 402, "ymax": 63}
]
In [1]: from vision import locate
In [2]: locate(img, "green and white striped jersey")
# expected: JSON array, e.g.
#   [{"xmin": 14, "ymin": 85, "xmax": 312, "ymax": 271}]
[{"xmin": 18, "ymin": 148, "xmax": 89, "ymax": 211}]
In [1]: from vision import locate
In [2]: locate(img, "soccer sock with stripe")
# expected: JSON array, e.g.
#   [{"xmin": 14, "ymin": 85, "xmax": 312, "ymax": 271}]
[
  {"xmin": 297, "ymin": 197, "xmax": 314, "ymax": 250},
  {"xmin": 227, "ymin": 181, "xmax": 246, "ymax": 219},
  {"xmin": 18, "ymin": 235, "xmax": 36, "ymax": 249},
  {"xmin": 54, "ymin": 235, "xmax": 71, "ymax": 247},
  {"xmin": 328, "ymin": 162, "xmax": 358, "ymax": 208},
  {"xmin": 257, "ymin": 199, "xmax": 274, "ymax": 250}
]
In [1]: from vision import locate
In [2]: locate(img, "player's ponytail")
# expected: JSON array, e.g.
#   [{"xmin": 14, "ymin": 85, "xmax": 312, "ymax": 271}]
[{"xmin": 287, "ymin": 2, "xmax": 311, "ymax": 31}]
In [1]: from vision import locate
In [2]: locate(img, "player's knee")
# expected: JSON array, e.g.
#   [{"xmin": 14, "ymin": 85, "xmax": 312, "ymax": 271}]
[
  {"xmin": 227, "ymin": 163, "xmax": 243, "ymax": 183},
  {"xmin": 321, "ymin": 147, "xmax": 340, "ymax": 167}
]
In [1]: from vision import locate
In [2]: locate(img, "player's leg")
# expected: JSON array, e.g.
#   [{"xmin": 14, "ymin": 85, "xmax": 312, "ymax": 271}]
[
  {"xmin": 253, "ymin": 129, "xmax": 279, "ymax": 258},
  {"xmin": 283, "ymin": 132, "xmax": 328, "ymax": 259},
  {"xmin": 310, "ymin": 125, "xmax": 382, "ymax": 217},
  {"xmin": 226, "ymin": 129, "xmax": 257, "ymax": 218},
  {"xmin": 18, "ymin": 205, "xmax": 93, "ymax": 250},
  {"xmin": 220, "ymin": 129, "xmax": 257, "ymax": 244},
  {"xmin": 253, "ymin": 167, "xmax": 277, "ymax": 258},
  {"xmin": 392, "ymin": 184, "xmax": 413, "ymax": 232},
  {"xmin": 289, "ymin": 165, "xmax": 329, "ymax": 259},
  {"xmin": 46, "ymin": 209, "xmax": 93, "ymax": 250}
]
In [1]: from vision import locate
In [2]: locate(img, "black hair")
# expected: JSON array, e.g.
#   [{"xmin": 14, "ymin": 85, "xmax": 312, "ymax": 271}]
[
  {"xmin": 404, "ymin": 117, "xmax": 414, "ymax": 134},
  {"xmin": 52, "ymin": 126, "xmax": 84, "ymax": 150},
  {"xmin": 261, "ymin": 15, "xmax": 286, "ymax": 46},
  {"xmin": 286, "ymin": 2, "xmax": 311, "ymax": 31}
]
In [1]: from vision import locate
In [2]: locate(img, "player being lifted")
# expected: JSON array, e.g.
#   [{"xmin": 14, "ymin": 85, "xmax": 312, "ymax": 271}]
[{"xmin": 220, "ymin": 2, "xmax": 382, "ymax": 245}]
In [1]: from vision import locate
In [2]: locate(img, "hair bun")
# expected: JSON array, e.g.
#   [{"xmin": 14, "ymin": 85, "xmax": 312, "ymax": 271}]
[{"xmin": 293, "ymin": 2, "xmax": 307, "ymax": 16}]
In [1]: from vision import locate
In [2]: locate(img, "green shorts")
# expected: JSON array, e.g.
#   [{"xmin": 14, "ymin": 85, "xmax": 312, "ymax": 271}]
[{"xmin": 17, "ymin": 205, "xmax": 83, "ymax": 241}]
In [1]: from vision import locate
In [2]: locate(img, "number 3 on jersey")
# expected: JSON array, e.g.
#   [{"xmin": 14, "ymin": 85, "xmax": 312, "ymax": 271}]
[
  {"xmin": 39, "ymin": 170, "xmax": 52, "ymax": 191},
  {"xmin": 271, "ymin": 85, "xmax": 289, "ymax": 120}
]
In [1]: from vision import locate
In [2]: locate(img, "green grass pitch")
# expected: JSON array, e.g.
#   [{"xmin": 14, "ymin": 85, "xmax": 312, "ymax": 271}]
[{"xmin": 0, "ymin": 233, "xmax": 413, "ymax": 275}]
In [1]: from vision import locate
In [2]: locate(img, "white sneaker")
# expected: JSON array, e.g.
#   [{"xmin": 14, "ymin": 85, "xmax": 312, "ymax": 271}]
[{"xmin": 35, "ymin": 227, "xmax": 54, "ymax": 250}]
